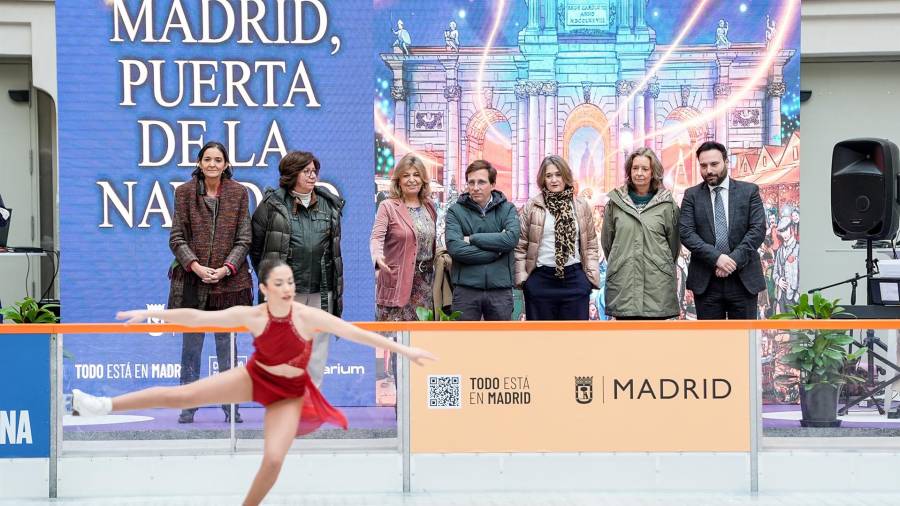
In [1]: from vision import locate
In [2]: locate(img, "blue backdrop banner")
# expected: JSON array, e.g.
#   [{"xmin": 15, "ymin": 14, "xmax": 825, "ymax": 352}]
[
  {"xmin": 0, "ymin": 334, "xmax": 50, "ymax": 458},
  {"xmin": 57, "ymin": 1, "xmax": 378, "ymax": 405}
]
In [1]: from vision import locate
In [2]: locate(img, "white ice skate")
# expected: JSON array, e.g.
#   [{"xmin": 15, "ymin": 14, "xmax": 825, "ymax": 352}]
[{"xmin": 72, "ymin": 389, "xmax": 112, "ymax": 417}]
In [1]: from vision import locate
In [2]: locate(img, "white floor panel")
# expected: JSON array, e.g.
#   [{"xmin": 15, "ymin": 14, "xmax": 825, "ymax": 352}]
[
  {"xmin": 412, "ymin": 453, "xmax": 749, "ymax": 492},
  {"xmin": 0, "ymin": 458, "xmax": 48, "ymax": 498},
  {"xmin": 8, "ymin": 451, "xmax": 900, "ymax": 501},
  {"xmin": 761, "ymin": 451, "xmax": 900, "ymax": 492},
  {"xmin": 56, "ymin": 452, "xmax": 401, "ymax": 498},
  {"xmin": 6, "ymin": 492, "xmax": 900, "ymax": 505}
]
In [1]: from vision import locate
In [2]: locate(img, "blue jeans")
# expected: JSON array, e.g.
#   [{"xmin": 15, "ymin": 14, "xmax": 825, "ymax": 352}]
[{"xmin": 179, "ymin": 332, "xmax": 239, "ymax": 414}]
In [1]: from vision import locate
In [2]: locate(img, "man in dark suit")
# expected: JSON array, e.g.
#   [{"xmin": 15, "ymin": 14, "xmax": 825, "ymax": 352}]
[
  {"xmin": 0, "ymin": 193, "xmax": 7, "ymax": 322},
  {"xmin": 679, "ymin": 141, "xmax": 766, "ymax": 319},
  {"xmin": 0, "ymin": 193, "xmax": 9, "ymax": 227}
]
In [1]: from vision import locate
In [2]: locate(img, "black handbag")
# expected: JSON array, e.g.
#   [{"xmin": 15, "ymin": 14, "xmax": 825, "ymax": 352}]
[
  {"xmin": 170, "ymin": 259, "xmax": 202, "ymax": 309},
  {"xmin": 181, "ymin": 271, "xmax": 202, "ymax": 309}
]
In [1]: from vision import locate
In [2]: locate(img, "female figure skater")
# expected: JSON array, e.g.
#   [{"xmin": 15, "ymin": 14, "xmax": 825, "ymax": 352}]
[{"xmin": 72, "ymin": 259, "xmax": 436, "ymax": 506}]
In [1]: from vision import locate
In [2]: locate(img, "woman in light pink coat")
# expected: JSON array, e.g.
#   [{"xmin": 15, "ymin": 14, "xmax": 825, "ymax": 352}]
[{"xmin": 370, "ymin": 154, "xmax": 437, "ymax": 321}]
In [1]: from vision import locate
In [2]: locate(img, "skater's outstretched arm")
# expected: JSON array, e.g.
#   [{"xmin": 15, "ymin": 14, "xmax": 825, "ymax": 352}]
[
  {"xmin": 116, "ymin": 305, "xmax": 255, "ymax": 329},
  {"xmin": 299, "ymin": 305, "xmax": 437, "ymax": 365}
]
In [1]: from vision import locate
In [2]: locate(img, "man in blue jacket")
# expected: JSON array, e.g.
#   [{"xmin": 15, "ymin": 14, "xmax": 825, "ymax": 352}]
[{"xmin": 445, "ymin": 160, "xmax": 520, "ymax": 320}]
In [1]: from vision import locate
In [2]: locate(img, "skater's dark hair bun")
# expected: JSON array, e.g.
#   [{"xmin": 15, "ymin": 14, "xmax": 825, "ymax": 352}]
[{"xmin": 257, "ymin": 258, "xmax": 289, "ymax": 284}]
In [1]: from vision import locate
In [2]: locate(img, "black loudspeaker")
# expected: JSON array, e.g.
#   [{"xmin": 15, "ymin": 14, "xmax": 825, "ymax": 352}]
[{"xmin": 831, "ymin": 138, "xmax": 900, "ymax": 241}]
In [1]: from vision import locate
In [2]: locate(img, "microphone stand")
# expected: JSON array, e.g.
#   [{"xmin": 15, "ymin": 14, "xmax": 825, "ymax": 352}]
[
  {"xmin": 807, "ymin": 239, "xmax": 898, "ymax": 415},
  {"xmin": 807, "ymin": 272, "xmax": 874, "ymax": 306}
]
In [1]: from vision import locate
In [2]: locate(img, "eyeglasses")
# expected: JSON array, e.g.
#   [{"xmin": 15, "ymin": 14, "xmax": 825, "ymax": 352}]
[{"xmin": 300, "ymin": 169, "xmax": 318, "ymax": 177}]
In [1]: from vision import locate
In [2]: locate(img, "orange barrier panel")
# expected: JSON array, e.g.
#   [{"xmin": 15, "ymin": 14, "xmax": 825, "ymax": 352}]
[
  {"xmin": 1, "ymin": 319, "xmax": 899, "ymax": 334},
  {"xmin": 410, "ymin": 329, "xmax": 752, "ymax": 452}
]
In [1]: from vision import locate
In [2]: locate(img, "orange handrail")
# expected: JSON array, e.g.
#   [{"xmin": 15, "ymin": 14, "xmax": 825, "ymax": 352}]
[{"xmin": 1, "ymin": 319, "xmax": 899, "ymax": 334}]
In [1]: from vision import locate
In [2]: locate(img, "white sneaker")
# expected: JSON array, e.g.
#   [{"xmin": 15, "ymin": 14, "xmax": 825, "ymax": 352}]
[{"xmin": 72, "ymin": 389, "xmax": 112, "ymax": 417}]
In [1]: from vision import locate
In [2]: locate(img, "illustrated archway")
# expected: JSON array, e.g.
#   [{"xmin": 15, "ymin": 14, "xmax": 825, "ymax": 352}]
[
  {"xmin": 562, "ymin": 104, "xmax": 611, "ymax": 206},
  {"xmin": 661, "ymin": 106, "xmax": 707, "ymax": 197},
  {"xmin": 465, "ymin": 108, "xmax": 513, "ymax": 199}
]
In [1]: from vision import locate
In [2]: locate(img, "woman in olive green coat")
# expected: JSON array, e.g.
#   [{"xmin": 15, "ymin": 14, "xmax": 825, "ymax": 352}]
[{"xmin": 601, "ymin": 147, "xmax": 680, "ymax": 319}]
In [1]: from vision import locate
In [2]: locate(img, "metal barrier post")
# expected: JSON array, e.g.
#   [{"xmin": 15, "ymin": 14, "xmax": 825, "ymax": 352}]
[
  {"xmin": 230, "ymin": 331, "xmax": 237, "ymax": 452},
  {"xmin": 49, "ymin": 332, "xmax": 59, "ymax": 498},
  {"xmin": 400, "ymin": 330, "xmax": 411, "ymax": 493},
  {"xmin": 750, "ymin": 329, "xmax": 760, "ymax": 494}
]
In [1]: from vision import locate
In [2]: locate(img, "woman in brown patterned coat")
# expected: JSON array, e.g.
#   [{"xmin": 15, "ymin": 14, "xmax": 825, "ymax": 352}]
[
  {"xmin": 168, "ymin": 141, "xmax": 253, "ymax": 423},
  {"xmin": 369, "ymin": 154, "xmax": 437, "ymax": 322}
]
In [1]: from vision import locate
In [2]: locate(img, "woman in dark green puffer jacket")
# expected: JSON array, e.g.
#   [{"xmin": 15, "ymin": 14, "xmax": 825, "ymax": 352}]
[{"xmin": 601, "ymin": 148, "xmax": 680, "ymax": 319}]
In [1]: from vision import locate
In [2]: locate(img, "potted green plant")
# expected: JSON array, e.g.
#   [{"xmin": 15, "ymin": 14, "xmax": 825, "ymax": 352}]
[
  {"xmin": 416, "ymin": 306, "xmax": 462, "ymax": 321},
  {"xmin": 1, "ymin": 297, "xmax": 72, "ymax": 417},
  {"xmin": 772, "ymin": 292, "xmax": 866, "ymax": 427},
  {"xmin": 0, "ymin": 296, "xmax": 59, "ymax": 323}
]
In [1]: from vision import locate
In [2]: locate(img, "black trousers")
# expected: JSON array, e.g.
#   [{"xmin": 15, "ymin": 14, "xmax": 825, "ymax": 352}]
[
  {"xmin": 180, "ymin": 332, "xmax": 239, "ymax": 413},
  {"xmin": 523, "ymin": 264, "xmax": 593, "ymax": 320},
  {"xmin": 452, "ymin": 286, "xmax": 514, "ymax": 321},
  {"xmin": 694, "ymin": 275, "xmax": 759, "ymax": 320}
]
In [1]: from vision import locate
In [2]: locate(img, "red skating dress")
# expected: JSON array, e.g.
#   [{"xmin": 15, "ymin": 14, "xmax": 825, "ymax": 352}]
[{"xmin": 246, "ymin": 306, "xmax": 348, "ymax": 435}]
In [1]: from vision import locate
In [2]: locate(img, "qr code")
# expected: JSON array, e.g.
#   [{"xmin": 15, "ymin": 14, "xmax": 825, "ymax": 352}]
[{"xmin": 428, "ymin": 375, "xmax": 461, "ymax": 409}]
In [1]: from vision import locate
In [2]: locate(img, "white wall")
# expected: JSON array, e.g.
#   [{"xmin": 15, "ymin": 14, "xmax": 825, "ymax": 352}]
[
  {"xmin": 803, "ymin": 0, "xmax": 900, "ymax": 58},
  {"xmin": 0, "ymin": 0, "xmax": 56, "ymax": 310},
  {"xmin": 0, "ymin": 0, "xmax": 56, "ymax": 101},
  {"xmin": 0, "ymin": 63, "xmax": 41, "ymax": 307},
  {"xmin": 798, "ymin": 61, "xmax": 900, "ymax": 302},
  {"xmin": 799, "ymin": 0, "xmax": 900, "ymax": 302}
]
